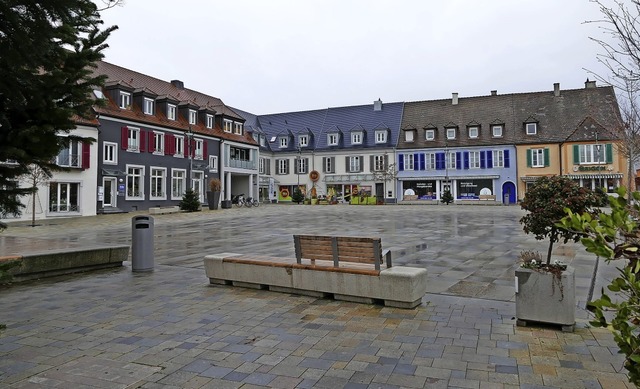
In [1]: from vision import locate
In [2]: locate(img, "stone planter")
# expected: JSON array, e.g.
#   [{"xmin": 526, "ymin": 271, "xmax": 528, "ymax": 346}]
[{"xmin": 515, "ymin": 266, "xmax": 575, "ymax": 332}]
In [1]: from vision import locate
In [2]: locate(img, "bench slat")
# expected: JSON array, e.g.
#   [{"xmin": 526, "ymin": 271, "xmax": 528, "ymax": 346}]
[{"xmin": 294, "ymin": 234, "xmax": 390, "ymax": 271}]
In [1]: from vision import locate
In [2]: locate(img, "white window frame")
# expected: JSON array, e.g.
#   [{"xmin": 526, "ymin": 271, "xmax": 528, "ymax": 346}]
[
  {"xmin": 55, "ymin": 137, "xmax": 81, "ymax": 167},
  {"xmin": 446, "ymin": 128, "xmax": 456, "ymax": 140},
  {"xmin": 171, "ymin": 169, "xmax": 186, "ymax": 200},
  {"xmin": 469, "ymin": 151, "xmax": 480, "ymax": 168},
  {"xmin": 297, "ymin": 157, "xmax": 308, "ymax": 174},
  {"xmin": 48, "ymin": 182, "xmax": 80, "ymax": 213},
  {"xmin": 324, "ymin": 157, "xmax": 333, "ymax": 173},
  {"xmin": 143, "ymin": 97, "xmax": 154, "ymax": 115},
  {"xmin": 492, "ymin": 125, "xmax": 503, "ymax": 137},
  {"xmin": 119, "ymin": 92, "xmax": 131, "ymax": 109},
  {"xmin": 298, "ymin": 135, "xmax": 308, "ymax": 147},
  {"xmin": 403, "ymin": 154, "xmax": 414, "ymax": 171},
  {"xmin": 375, "ymin": 130, "xmax": 387, "ymax": 143},
  {"xmin": 425, "ymin": 130, "xmax": 435, "ymax": 141},
  {"xmin": 167, "ymin": 104, "xmax": 176, "ymax": 120},
  {"xmin": 493, "ymin": 150, "xmax": 504, "ymax": 168},
  {"xmin": 153, "ymin": 131, "xmax": 164, "ymax": 155},
  {"xmin": 277, "ymin": 159, "xmax": 288, "ymax": 175},
  {"xmin": 194, "ymin": 139, "xmax": 204, "ymax": 160},
  {"xmin": 373, "ymin": 155, "xmax": 385, "ymax": 172},
  {"xmin": 351, "ymin": 132, "xmax": 362, "ymax": 145},
  {"xmin": 279, "ymin": 137, "xmax": 288, "ymax": 148},
  {"xmin": 526, "ymin": 123, "xmax": 537, "ymax": 135},
  {"xmin": 531, "ymin": 148, "xmax": 544, "ymax": 167},
  {"xmin": 468, "ymin": 126, "xmax": 479, "ymax": 139},
  {"xmin": 224, "ymin": 119, "xmax": 233, "ymax": 133},
  {"xmin": 328, "ymin": 134, "xmax": 339, "ymax": 146},
  {"xmin": 579, "ymin": 144, "xmax": 606, "ymax": 164},
  {"xmin": 206, "ymin": 114, "xmax": 214, "ymax": 129},
  {"xmin": 174, "ymin": 136, "xmax": 184, "ymax": 157},
  {"xmin": 426, "ymin": 153, "xmax": 436, "ymax": 170},
  {"xmin": 446, "ymin": 152, "xmax": 456, "ymax": 169},
  {"xmin": 103, "ymin": 141, "xmax": 117, "ymax": 165},
  {"xmin": 127, "ymin": 126, "xmax": 140, "ymax": 152},
  {"xmin": 234, "ymin": 122, "xmax": 243, "ymax": 135},
  {"xmin": 189, "ymin": 109, "xmax": 197, "ymax": 125},
  {"xmin": 405, "ymin": 130, "xmax": 414, "ymax": 142},
  {"xmin": 150, "ymin": 167, "xmax": 167, "ymax": 200},
  {"xmin": 259, "ymin": 158, "xmax": 266, "ymax": 174},
  {"xmin": 208, "ymin": 155, "xmax": 218, "ymax": 172},
  {"xmin": 349, "ymin": 156, "xmax": 361, "ymax": 172},
  {"xmin": 126, "ymin": 164, "xmax": 144, "ymax": 200}
]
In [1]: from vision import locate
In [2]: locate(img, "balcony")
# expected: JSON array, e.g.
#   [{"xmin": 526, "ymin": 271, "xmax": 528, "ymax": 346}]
[{"xmin": 228, "ymin": 158, "xmax": 256, "ymax": 170}]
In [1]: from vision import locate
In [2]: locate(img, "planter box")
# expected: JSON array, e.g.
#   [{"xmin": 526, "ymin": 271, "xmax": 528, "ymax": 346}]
[{"xmin": 515, "ymin": 266, "xmax": 575, "ymax": 331}]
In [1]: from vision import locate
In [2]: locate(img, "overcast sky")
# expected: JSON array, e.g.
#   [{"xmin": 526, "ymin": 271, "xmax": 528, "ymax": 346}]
[{"xmin": 97, "ymin": 0, "xmax": 613, "ymax": 115}]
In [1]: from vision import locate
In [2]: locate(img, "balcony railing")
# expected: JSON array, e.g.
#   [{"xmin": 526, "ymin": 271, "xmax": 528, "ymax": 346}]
[{"xmin": 228, "ymin": 159, "xmax": 256, "ymax": 170}]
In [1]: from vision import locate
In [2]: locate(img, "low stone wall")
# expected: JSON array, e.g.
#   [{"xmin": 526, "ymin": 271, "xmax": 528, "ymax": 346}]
[
  {"xmin": 204, "ymin": 253, "xmax": 428, "ymax": 308},
  {"xmin": 149, "ymin": 206, "xmax": 181, "ymax": 215}
]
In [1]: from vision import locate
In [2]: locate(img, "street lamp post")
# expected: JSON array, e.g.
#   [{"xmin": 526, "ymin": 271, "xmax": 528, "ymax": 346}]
[
  {"xmin": 296, "ymin": 146, "xmax": 301, "ymax": 189},
  {"xmin": 187, "ymin": 126, "xmax": 193, "ymax": 191}
]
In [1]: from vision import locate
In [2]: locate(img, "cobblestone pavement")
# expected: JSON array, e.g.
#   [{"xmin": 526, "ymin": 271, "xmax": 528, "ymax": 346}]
[{"xmin": 0, "ymin": 204, "xmax": 632, "ymax": 388}]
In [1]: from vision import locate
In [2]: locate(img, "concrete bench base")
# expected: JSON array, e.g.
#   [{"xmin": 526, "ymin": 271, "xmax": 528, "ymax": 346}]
[
  {"xmin": 149, "ymin": 206, "xmax": 181, "ymax": 215},
  {"xmin": 204, "ymin": 253, "xmax": 427, "ymax": 309}
]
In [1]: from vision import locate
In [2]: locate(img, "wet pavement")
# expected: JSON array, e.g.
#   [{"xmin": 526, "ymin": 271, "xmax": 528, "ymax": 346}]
[{"xmin": 0, "ymin": 204, "xmax": 632, "ymax": 388}]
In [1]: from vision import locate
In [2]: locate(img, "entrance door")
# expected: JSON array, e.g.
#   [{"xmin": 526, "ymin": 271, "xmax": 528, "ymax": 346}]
[
  {"xmin": 375, "ymin": 183, "xmax": 384, "ymax": 204},
  {"xmin": 192, "ymin": 171, "xmax": 204, "ymax": 203},
  {"xmin": 502, "ymin": 182, "xmax": 516, "ymax": 204},
  {"xmin": 103, "ymin": 177, "xmax": 117, "ymax": 207},
  {"xmin": 441, "ymin": 180, "xmax": 451, "ymax": 194}
]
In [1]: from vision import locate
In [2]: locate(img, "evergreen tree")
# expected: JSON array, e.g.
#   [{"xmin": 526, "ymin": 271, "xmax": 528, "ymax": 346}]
[
  {"xmin": 0, "ymin": 1, "xmax": 117, "ymax": 227},
  {"xmin": 179, "ymin": 189, "xmax": 201, "ymax": 212},
  {"xmin": 441, "ymin": 190, "xmax": 453, "ymax": 205},
  {"xmin": 291, "ymin": 188, "xmax": 304, "ymax": 204}
]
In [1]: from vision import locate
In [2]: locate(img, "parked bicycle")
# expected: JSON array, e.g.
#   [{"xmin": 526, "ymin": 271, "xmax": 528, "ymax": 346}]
[
  {"xmin": 245, "ymin": 197, "xmax": 260, "ymax": 207},
  {"xmin": 232, "ymin": 194, "xmax": 245, "ymax": 207}
]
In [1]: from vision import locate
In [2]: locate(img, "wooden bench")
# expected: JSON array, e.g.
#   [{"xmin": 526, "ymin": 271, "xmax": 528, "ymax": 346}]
[{"xmin": 203, "ymin": 235, "xmax": 428, "ymax": 309}]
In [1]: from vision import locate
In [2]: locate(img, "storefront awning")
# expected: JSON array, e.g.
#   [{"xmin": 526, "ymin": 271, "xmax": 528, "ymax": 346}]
[
  {"xmin": 101, "ymin": 168, "xmax": 126, "ymax": 177},
  {"xmin": 566, "ymin": 173, "xmax": 623, "ymax": 179},
  {"xmin": 324, "ymin": 174, "xmax": 375, "ymax": 183},
  {"xmin": 400, "ymin": 175, "xmax": 499, "ymax": 181}
]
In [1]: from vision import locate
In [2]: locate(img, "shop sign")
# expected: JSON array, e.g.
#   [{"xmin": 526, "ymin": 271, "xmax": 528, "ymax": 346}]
[{"xmin": 577, "ymin": 165, "xmax": 608, "ymax": 172}]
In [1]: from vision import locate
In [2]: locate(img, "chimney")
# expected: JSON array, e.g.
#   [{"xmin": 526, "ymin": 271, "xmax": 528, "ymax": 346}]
[
  {"xmin": 373, "ymin": 98, "xmax": 382, "ymax": 111},
  {"xmin": 553, "ymin": 83, "xmax": 560, "ymax": 97},
  {"xmin": 585, "ymin": 79, "xmax": 597, "ymax": 89},
  {"xmin": 452, "ymin": 92, "xmax": 458, "ymax": 105},
  {"xmin": 491, "ymin": 90, "xmax": 497, "ymax": 96},
  {"xmin": 171, "ymin": 79, "xmax": 184, "ymax": 89}
]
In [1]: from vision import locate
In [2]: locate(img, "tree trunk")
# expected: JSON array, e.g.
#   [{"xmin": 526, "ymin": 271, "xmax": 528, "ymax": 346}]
[
  {"xmin": 31, "ymin": 176, "xmax": 36, "ymax": 227},
  {"xmin": 546, "ymin": 231, "xmax": 555, "ymax": 265}
]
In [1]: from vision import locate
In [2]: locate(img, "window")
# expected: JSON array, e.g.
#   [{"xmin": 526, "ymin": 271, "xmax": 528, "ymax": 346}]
[
  {"xmin": 174, "ymin": 136, "xmax": 184, "ymax": 157},
  {"xmin": 260, "ymin": 136, "xmax": 266, "ymax": 147},
  {"xmin": 446, "ymin": 152, "xmax": 456, "ymax": 169},
  {"xmin": 493, "ymin": 150, "xmax": 504, "ymax": 167},
  {"xmin": 446, "ymin": 128, "xmax": 456, "ymax": 140},
  {"xmin": 299, "ymin": 135, "xmax": 308, "ymax": 147},
  {"xmin": 208, "ymin": 155, "xmax": 218, "ymax": 172},
  {"xmin": 103, "ymin": 142, "xmax": 117, "ymax": 164},
  {"xmin": 49, "ymin": 182, "xmax": 79, "ymax": 212},
  {"xmin": 229, "ymin": 146, "xmax": 250, "ymax": 162},
  {"xmin": 375, "ymin": 130, "xmax": 387, "ymax": 143},
  {"xmin": 194, "ymin": 139, "xmax": 204, "ymax": 160},
  {"xmin": 153, "ymin": 132, "xmax": 164, "ymax": 154},
  {"xmin": 403, "ymin": 154, "xmax": 414, "ymax": 171},
  {"xmin": 328, "ymin": 134, "xmax": 339, "ymax": 146},
  {"xmin": 259, "ymin": 158, "xmax": 266, "ymax": 174},
  {"xmin": 351, "ymin": 132, "xmax": 362, "ymax": 145},
  {"xmin": 526, "ymin": 123, "xmax": 537, "ymax": 135},
  {"xmin": 224, "ymin": 119, "xmax": 233, "ymax": 133},
  {"xmin": 469, "ymin": 151, "xmax": 480, "ymax": 168},
  {"xmin": 189, "ymin": 109, "xmax": 197, "ymax": 125},
  {"xmin": 234, "ymin": 122, "xmax": 243, "ymax": 135},
  {"xmin": 349, "ymin": 156, "xmax": 362, "ymax": 172},
  {"xmin": 143, "ymin": 98, "xmax": 154, "ymax": 115},
  {"xmin": 324, "ymin": 157, "xmax": 334, "ymax": 173},
  {"xmin": 206, "ymin": 114, "xmax": 214, "ymax": 129},
  {"xmin": 119, "ymin": 92, "xmax": 130, "ymax": 109},
  {"xmin": 56, "ymin": 139, "xmax": 81, "ymax": 167},
  {"xmin": 167, "ymin": 104, "xmax": 176, "ymax": 120},
  {"xmin": 373, "ymin": 155, "xmax": 386, "ymax": 171},
  {"xmin": 297, "ymin": 157, "xmax": 308, "ymax": 174},
  {"xmin": 150, "ymin": 167, "xmax": 166, "ymax": 199},
  {"xmin": 405, "ymin": 130, "xmax": 414, "ymax": 142},
  {"xmin": 426, "ymin": 153, "xmax": 436, "ymax": 170},
  {"xmin": 492, "ymin": 125, "xmax": 503, "ymax": 137},
  {"xmin": 279, "ymin": 137, "xmax": 288, "ymax": 148},
  {"xmin": 579, "ymin": 144, "xmax": 606, "ymax": 164},
  {"xmin": 127, "ymin": 127, "xmax": 140, "ymax": 151},
  {"xmin": 468, "ymin": 126, "xmax": 479, "ymax": 138},
  {"xmin": 531, "ymin": 148, "xmax": 545, "ymax": 167},
  {"xmin": 171, "ymin": 169, "xmax": 186, "ymax": 199},
  {"xmin": 126, "ymin": 165, "xmax": 144, "ymax": 200},
  {"xmin": 277, "ymin": 159, "xmax": 289, "ymax": 175},
  {"xmin": 425, "ymin": 130, "xmax": 435, "ymax": 141}
]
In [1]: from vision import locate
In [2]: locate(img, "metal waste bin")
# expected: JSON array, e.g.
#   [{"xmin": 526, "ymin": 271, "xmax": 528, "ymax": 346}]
[
  {"xmin": 132, "ymin": 215, "xmax": 154, "ymax": 272},
  {"xmin": 503, "ymin": 193, "xmax": 510, "ymax": 205}
]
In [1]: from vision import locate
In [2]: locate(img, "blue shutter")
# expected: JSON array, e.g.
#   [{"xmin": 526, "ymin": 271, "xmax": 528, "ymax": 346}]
[
  {"xmin": 480, "ymin": 151, "xmax": 486, "ymax": 169},
  {"xmin": 504, "ymin": 150, "xmax": 510, "ymax": 168},
  {"xmin": 420, "ymin": 153, "xmax": 426, "ymax": 170},
  {"xmin": 487, "ymin": 150, "xmax": 493, "ymax": 168},
  {"xmin": 463, "ymin": 151, "xmax": 469, "ymax": 169},
  {"xmin": 415, "ymin": 153, "xmax": 422, "ymax": 170},
  {"xmin": 436, "ymin": 153, "xmax": 444, "ymax": 170},
  {"xmin": 398, "ymin": 154, "xmax": 404, "ymax": 171},
  {"xmin": 456, "ymin": 152, "xmax": 462, "ymax": 170}
]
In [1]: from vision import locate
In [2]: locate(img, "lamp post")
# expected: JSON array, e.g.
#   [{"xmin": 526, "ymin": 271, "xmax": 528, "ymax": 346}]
[
  {"xmin": 296, "ymin": 146, "xmax": 301, "ymax": 190},
  {"xmin": 187, "ymin": 126, "xmax": 193, "ymax": 191}
]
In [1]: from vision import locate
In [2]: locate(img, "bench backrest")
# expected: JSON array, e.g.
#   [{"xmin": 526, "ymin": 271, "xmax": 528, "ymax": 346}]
[{"xmin": 293, "ymin": 235, "xmax": 391, "ymax": 270}]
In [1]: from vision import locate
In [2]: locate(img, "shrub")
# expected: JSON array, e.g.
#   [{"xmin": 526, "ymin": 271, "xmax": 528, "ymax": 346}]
[{"xmin": 179, "ymin": 189, "xmax": 201, "ymax": 212}]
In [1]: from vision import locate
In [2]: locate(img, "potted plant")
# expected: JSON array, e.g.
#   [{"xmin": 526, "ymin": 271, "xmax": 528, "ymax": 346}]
[
  {"xmin": 517, "ymin": 175, "xmax": 600, "ymax": 331},
  {"xmin": 206, "ymin": 178, "xmax": 221, "ymax": 210}
]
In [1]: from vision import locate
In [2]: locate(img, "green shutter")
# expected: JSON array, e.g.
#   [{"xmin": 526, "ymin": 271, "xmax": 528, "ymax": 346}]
[
  {"xmin": 544, "ymin": 148, "xmax": 550, "ymax": 167},
  {"xmin": 573, "ymin": 145, "xmax": 580, "ymax": 164},
  {"xmin": 606, "ymin": 143, "xmax": 613, "ymax": 164},
  {"xmin": 526, "ymin": 149, "xmax": 532, "ymax": 167}
]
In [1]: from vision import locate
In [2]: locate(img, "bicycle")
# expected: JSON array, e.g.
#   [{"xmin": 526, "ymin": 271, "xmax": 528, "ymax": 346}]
[
  {"xmin": 245, "ymin": 197, "xmax": 260, "ymax": 207},
  {"xmin": 232, "ymin": 194, "xmax": 245, "ymax": 208}
]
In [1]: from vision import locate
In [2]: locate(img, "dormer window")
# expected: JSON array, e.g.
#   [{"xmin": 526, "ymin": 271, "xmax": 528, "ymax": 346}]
[
  {"xmin": 299, "ymin": 135, "xmax": 308, "ymax": 147},
  {"xmin": 468, "ymin": 126, "xmax": 479, "ymax": 138},
  {"xmin": 206, "ymin": 114, "xmax": 214, "ymax": 129},
  {"xmin": 526, "ymin": 122, "xmax": 537, "ymax": 135},
  {"xmin": 375, "ymin": 130, "xmax": 387, "ymax": 143},
  {"xmin": 492, "ymin": 125, "xmax": 503, "ymax": 137},
  {"xmin": 351, "ymin": 132, "xmax": 362, "ymax": 145},
  {"xmin": 405, "ymin": 130, "xmax": 415, "ymax": 142},
  {"xmin": 223, "ymin": 119, "xmax": 233, "ymax": 133},
  {"xmin": 234, "ymin": 122, "xmax": 243, "ymax": 135},
  {"xmin": 119, "ymin": 92, "xmax": 131, "ymax": 109},
  {"xmin": 446, "ymin": 128, "xmax": 456, "ymax": 140},
  {"xmin": 425, "ymin": 129, "xmax": 435, "ymax": 141},
  {"xmin": 143, "ymin": 98, "xmax": 154, "ymax": 115},
  {"xmin": 167, "ymin": 104, "xmax": 176, "ymax": 120},
  {"xmin": 189, "ymin": 109, "xmax": 197, "ymax": 125},
  {"xmin": 279, "ymin": 137, "xmax": 288, "ymax": 148},
  {"xmin": 328, "ymin": 134, "xmax": 339, "ymax": 146}
]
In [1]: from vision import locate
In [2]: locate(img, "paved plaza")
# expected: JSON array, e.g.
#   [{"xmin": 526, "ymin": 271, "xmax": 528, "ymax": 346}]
[{"xmin": 0, "ymin": 204, "xmax": 633, "ymax": 388}]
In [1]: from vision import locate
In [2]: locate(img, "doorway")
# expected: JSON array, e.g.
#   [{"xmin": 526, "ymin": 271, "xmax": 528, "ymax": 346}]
[
  {"xmin": 502, "ymin": 182, "xmax": 516, "ymax": 204},
  {"xmin": 103, "ymin": 177, "xmax": 117, "ymax": 208}
]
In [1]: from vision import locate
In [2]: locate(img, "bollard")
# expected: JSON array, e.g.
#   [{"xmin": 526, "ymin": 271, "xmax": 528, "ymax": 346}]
[{"xmin": 131, "ymin": 215, "xmax": 154, "ymax": 272}]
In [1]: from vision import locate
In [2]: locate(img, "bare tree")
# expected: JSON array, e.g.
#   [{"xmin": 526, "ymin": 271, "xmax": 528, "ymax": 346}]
[
  {"xmin": 96, "ymin": 0, "xmax": 125, "ymax": 11},
  {"xmin": 372, "ymin": 154, "xmax": 398, "ymax": 203},
  {"xmin": 24, "ymin": 165, "xmax": 52, "ymax": 227}
]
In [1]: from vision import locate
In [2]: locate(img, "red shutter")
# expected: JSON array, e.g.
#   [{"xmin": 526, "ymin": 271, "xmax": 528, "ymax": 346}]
[
  {"xmin": 191, "ymin": 139, "xmax": 196, "ymax": 158},
  {"xmin": 165, "ymin": 134, "xmax": 173, "ymax": 155},
  {"xmin": 121, "ymin": 127, "xmax": 128, "ymax": 150},
  {"xmin": 148, "ymin": 131, "xmax": 155, "ymax": 153},
  {"xmin": 203, "ymin": 140, "xmax": 208, "ymax": 159},
  {"xmin": 139, "ymin": 130, "xmax": 146, "ymax": 152},
  {"xmin": 82, "ymin": 142, "xmax": 90, "ymax": 169}
]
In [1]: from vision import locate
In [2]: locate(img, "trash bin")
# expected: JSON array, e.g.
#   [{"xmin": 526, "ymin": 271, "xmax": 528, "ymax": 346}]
[
  {"xmin": 221, "ymin": 200, "xmax": 232, "ymax": 209},
  {"xmin": 132, "ymin": 215, "xmax": 154, "ymax": 272},
  {"xmin": 503, "ymin": 193, "xmax": 510, "ymax": 205}
]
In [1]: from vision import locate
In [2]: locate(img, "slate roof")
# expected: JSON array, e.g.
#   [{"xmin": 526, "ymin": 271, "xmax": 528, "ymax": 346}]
[
  {"xmin": 238, "ymin": 101, "xmax": 405, "ymax": 153},
  {"xmin": 399, "ymin": 85, "xmax": 621, "ymax": 149},
  {"xmin": 91, "ymin": 61, "xmax": 256, "ymax": 145}
]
